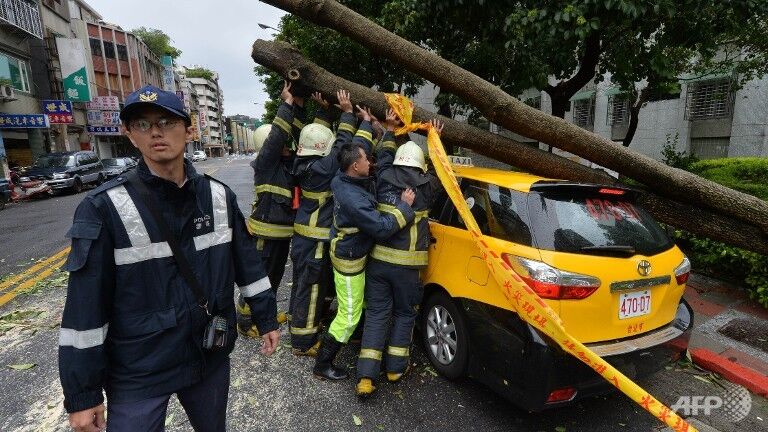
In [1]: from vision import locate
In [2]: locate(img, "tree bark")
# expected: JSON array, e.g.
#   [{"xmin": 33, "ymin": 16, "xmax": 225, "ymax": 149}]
[
  {"xmin": 251, "ymin": 39, "xmax": 768, "ymax": 254},
  {"xmin": 545, "ymin": 32, "xmax": 601, "ymax": 120},
  {"xmin": 261, "ymin": 0, "xmax": 768, "ymax": 239},
  {"xmin": 622, "ymin": 88, "xmax": 649, "ymax": 147}
]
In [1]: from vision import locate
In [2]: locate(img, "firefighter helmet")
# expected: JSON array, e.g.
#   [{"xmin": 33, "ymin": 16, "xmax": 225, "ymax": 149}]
[
  {"xmin": 297, "ymin": 123, "xmax": 335, "ymax": 157},
  {"xmin": 393, "ymin": 141, "xmax": 427, "ymax": 172},
  {"xmin": 254, "ymin": 124, "xmax": 272, "ymax": 151}
]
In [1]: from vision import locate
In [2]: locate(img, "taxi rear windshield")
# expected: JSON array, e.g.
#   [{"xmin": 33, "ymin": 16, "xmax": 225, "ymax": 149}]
[{"xmin": 529, "ymin": 192, "xmax": 673, "ymax": 256}]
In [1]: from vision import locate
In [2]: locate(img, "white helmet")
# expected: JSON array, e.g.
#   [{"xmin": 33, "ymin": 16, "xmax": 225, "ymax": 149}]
[
  {"xmin": 394, "ymin": 141, "xmax": 426, "ymax": 172},
  {"xmin": 254, "ymin": 124, "xmax": 272, "ymax": 151},
  {"xmin": 297, "ymin": 123, "xmax": 335, "ymax": 157}
]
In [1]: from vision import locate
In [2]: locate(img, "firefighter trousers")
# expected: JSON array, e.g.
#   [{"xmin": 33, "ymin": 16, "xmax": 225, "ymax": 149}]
[
  {"xmin": 328, "ymin": 268, "xmax": 365, "ymax": 344},
  {"xmin": 357, "ymin": 259, "xmax": 423, "ymax": 381},
  {"xmin": 289, "ymin": 235, "xmax": 333, "ymax": 351}
]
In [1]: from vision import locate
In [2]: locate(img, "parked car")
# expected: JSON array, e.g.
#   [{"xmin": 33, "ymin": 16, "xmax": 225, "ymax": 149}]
[
  {"xmin": 102, "ymin": 157, "xmax": 136, "ymax": 179},
  {"xmin": 24, "ymin": 151, "xmax": 104, "ymax": 194},
  {"xmin": 192, "ymin": 150, "xmax": 207, "ymax": 162},
  {"xmin": 420, "ymin": 161, "xmax": 692, "ymax": 411}
]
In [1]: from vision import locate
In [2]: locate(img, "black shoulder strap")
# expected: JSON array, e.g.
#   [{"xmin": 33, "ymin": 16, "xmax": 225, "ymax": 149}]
[{"xmin": 127, "ymin": 171, "xmax": 209, "ymax": 313}]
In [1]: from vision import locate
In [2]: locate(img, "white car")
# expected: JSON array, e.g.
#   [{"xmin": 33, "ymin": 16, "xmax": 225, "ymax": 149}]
[{"xmin": 192, "ymin": 150, "xmax": 207, "ymax": 162}]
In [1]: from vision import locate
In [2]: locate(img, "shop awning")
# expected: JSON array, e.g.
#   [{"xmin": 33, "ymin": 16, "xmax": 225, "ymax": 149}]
[{"xmin": 569, "ymin": 90, "xmax": 595, "ymax": 101}]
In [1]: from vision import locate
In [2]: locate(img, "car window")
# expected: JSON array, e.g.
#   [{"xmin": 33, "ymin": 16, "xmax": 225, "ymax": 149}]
[
  {"xmin": 528, "ymin": 192, "xmax": 673, "ymax": 256},
  {"xmin": 76, "ymin": 154, "xmax": 87, "ymax": 165},
  {"xmin": 446, "ymin": 180, "xmax": 533, "ymax": 246},
  {"xmin": 35, "ymin": 155, "xmax": 75, "ymax": 168}
]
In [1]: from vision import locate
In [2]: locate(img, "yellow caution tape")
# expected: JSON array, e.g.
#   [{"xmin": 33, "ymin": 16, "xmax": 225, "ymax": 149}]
[{"xmin": 384, "ymin": 93, "xmax": 695, "ymax": 432}]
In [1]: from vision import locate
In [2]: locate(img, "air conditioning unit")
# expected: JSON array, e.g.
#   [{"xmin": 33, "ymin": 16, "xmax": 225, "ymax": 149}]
[{"xmin": 0, "ymin": 85, "xmax": 17, "ymax": 102}]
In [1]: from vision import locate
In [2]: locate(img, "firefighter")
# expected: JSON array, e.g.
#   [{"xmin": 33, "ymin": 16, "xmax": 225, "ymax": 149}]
[
  {"xmin": 356, "ymin": 113, "xmax": 444, "ymax": 396},
  {"xmin": 289, "ymin": 90, "xmax": 358, "ymax": 356},
  {"xmin": 313, "ymin": 107, "xmax": 417, "ymax": 380},
  {"xmin": 238, "ymin": 81, "xmax": 305, "ymax": 337}
]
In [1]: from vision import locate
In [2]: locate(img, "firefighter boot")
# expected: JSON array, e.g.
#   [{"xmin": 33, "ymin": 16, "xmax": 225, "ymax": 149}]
[
  {"xmin": 387, "ymin": 364, "xmax": 411, "ymax": 383},
  {"xmin": 313, "ymin": 334, "xmax": 348, "ymax": 380},
  {"xmin": 356, "ymin": 378, "xmax": 376, "ymax": 398},
  {"xmin": 292, "ymin": 340, "xmax": 321, "ymax": 357}
]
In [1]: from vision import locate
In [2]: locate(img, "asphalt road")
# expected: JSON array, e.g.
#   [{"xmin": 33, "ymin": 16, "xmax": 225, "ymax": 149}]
[{"xmin": 0, "ymin": 156, "xmax": 765, "ymax": 432}]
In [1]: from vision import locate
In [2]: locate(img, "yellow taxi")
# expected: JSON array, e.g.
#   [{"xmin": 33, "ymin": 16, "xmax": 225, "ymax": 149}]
[{"xmin": 420, "ymin": 161, "xmax": 693, "ymax": 411}]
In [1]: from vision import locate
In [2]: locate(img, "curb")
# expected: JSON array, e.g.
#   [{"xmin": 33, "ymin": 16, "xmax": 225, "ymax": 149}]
[{"xmin": 691, "ymin": 348, "xmax": 768, "ymax": 397}]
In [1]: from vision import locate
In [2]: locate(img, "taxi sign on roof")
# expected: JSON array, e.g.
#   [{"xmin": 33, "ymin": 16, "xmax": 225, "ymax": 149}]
[{"xmin": 448, "ymin": 155, "xmax": 473, "ymax": 166}]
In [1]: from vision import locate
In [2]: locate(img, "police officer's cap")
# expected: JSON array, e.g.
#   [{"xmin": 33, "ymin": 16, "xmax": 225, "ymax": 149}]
[{"xmin": 120, "ymin": 85, "xmax": 191, "ymax": 125}]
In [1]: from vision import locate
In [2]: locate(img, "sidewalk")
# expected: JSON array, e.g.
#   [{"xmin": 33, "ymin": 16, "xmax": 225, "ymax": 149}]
[{"xmin": 685, "ymin": 273, "xmax": 768, "ymax": 396}]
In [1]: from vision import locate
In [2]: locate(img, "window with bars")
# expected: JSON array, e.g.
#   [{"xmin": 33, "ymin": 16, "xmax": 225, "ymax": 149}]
[
  {"xmin": 572, "ymin": 97, "xmax": 595, "ymax": 128},
  {"xmin": 103, "ymin": 41, "xmax": 115, "ymax": 59},
  {"xmin": 685, "ymin": 78, "xmax": 734, "ymax": 120},
  {"xmin": 607, "ymin": 95, "xmax": 630, "ymax": 125},
  {"xmin": 89, "ymin": 38, "xmax": 102, "ymax": 56},
  {"xmin": 690, "ymin": 137, "xmax": 729, "ymax": 159},
  {"xmin": 116, "ymin": 44, "xmax": 128, "ymax": 61}
]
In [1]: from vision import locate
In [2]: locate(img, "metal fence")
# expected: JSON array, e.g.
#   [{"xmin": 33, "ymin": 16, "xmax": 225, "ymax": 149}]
[{"xmin": 0, "ymin": 0, "xmax": 43, "ymax": 39}]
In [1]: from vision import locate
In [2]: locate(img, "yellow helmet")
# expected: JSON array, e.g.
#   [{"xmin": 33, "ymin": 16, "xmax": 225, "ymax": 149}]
[
  {"xmin": 254, "ymin": 124, "xmax": 272, "ymax": 151},
  {"xmin": 297, "ymin": 123, "xmax": 335, "ymax": 157},
  {"xmin": 394, "ymin": 141, "xmax": 426, "ymax": 172}
]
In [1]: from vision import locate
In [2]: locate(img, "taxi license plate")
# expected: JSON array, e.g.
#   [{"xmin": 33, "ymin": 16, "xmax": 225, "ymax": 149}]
[{"xmin": 618, "ymin": 290, "xmax": 651, "ymax": 319}]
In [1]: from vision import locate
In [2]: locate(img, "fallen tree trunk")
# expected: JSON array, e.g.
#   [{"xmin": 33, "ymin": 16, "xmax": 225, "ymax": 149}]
[
  {"xmin": 260, "ymin": 0, "xmax": 768, "ymax": 240},
  {"xmin": 251, "ymin": 39, "xmax": 768, "ymax": 254}
]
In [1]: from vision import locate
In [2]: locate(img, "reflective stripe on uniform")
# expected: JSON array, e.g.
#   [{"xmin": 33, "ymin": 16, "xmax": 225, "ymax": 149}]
[
  {"xmin": 387, "ymin": 346, "xmax": 410, "ymax": 357},
  {"xmin": 376, "ymin": 203, "xmax": 407, "ymax": 229},
  {"xmin": 272, "ymin": 116, "xmax": 291, "ymax": 134},
  {"xmin": 379, "ymin": 140, "xmax": 396, "ymax": 151},
  {"xmin": 370, "ymin": 245, "xmax": 428, "ymax": 266},
  {"xmin": 330, "ymin": 237, "xmax": 367, "ymax": 274},
  {"xmin": 59, "ymin": 324, "xmax": 109, "ymax": 349},
  {"xmin": 313, "ymin": 118, "xmax": 331, "ymax": 128},
  {"xmin": 108, "ymin": 181, "xmax": 232, "ymax": 265},
  {"xmin": 290, "ymin": 326, "xmax": 319, "ymax": 335},
  {"xmin": 294, "ymin": 223, "xmax": 331, "ymax": 240},
  {"xmin": 254, "ymin": 184, "xmax": 292, "ymax": 199},
  {"xmin": 359, "ymin": 348, "xmax": 383, "ymax": 361},
  {"xmin": 248, "ymin": 219, "xmax": 294, "ymax": 238},
  {"xmin": 307, "ymin": 283, "xmax": 319, "ymax": 328},
  {"xmin": 338, "ymin": 122, "xmax": 355, "ymax": 134},
  {"xmin": 239, "ymin": 276, "xmax": 271, "ymax": 298},
  {"xmin": 292, "ymin": 118, "xmax": 305, "ymax": 129},
  {"xmin": 355, "ymin": 129, "xmax": 373, "ymax": 145},
  {"xmin": 301, "ymin": 190, "xmax": 333, "ymax": 200}
]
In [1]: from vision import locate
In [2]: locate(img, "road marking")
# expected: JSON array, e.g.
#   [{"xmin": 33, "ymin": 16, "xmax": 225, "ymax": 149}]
[
  {"xmin": 0, "ymin": 255, "xmax": 68, "ymax": 307},
  {"xmin": 0, "ymin": 247, "xmax": 70, "ymax": 293},
  {"xmin": 206, "ymin": 168, "xmax": 220, "ymax": 175}
]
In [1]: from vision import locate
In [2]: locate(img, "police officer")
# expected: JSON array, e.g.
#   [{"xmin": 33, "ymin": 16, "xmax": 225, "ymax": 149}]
[
  {"xmin": 356, "ymin": 114, "xmax": 444, "ymax": 396},
  {"xmin": 289, "ymin": 90, "xmax": 358, "ymax": 356},
  {"xmin": 237, "ymin": 81, "xmax": 305, "ymax": 337},
  {"xmin": 58, "ymin": 85, "xmax": 279, "ymax": 432},
  {"xmin": 313, "ymin": 107, "xmax": 416, "ymax": 381}
]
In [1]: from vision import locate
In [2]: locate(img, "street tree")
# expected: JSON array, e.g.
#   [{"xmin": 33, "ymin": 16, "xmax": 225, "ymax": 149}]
[
  {"xmin": 259, "ymin": 0, "xmax": 768, "ymax": 248},
  {"xmin": 131, "ymin": 27, "xmax": 182, "ymax": 59}
]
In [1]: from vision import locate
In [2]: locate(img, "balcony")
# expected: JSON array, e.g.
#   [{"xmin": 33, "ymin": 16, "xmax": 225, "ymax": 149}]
[{"xmin": 0, "ymin": 0, "xmax": 43, "ymax": 39}]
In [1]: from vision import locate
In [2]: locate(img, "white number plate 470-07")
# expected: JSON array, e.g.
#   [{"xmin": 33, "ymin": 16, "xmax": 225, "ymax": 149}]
[{"xmin": 619, "ymin": 290, "xmax": 651, "ymax": 319}]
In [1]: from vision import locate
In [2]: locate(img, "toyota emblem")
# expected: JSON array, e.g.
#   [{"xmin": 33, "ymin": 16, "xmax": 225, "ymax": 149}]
[{"xmin": 637, "ymin": 260, "xmax": 652, "ymax": 276}]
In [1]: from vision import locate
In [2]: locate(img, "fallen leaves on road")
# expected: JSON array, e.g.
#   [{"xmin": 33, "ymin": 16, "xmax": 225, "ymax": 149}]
[
  {"xmin": 8, "ymin": 363, "xmax": 36, "ymax": 370},
  {"xmin": 0, "ymin": 309, "xmax": 56, "ymax": 336},
  {"xmin": 352, "ymin": 415, "xmax": 362, "ymax": 426}
]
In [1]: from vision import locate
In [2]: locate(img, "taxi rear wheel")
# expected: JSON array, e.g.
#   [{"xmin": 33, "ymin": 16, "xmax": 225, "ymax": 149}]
[{"xmin": 421, "ymin": 291, "xmax": 469, "ymax": 380}]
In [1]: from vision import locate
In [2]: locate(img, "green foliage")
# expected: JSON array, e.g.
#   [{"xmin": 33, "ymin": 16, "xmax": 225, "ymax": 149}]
[
  {"xmin": 661, "ymin": 133, "xmax": 698, "ymax": 170},
  {"xmin": 688, "ymin": 157, "xmax": 768, "ymax": 200},
  {"xmin": 670, "ymin": 155, "xmax": 768, "ymax": 308},
  {"xmin": 185, "ymin": 67, "xmax": 215, "ymax": 81},
  {"xmin": 131, "ymin": 27, "xmax": 182, "ymax": 59},
  {"xmin": 675, "ymin": 231, "xmax": 768, "ymax": 308}
]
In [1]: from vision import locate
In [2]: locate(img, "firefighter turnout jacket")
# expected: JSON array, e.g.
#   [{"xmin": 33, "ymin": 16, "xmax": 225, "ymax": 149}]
[
  {"xmin": 329, "ymin": 124, "xmax": 416, "ymax": 275},
  {"xmin": 247, "ymin": 101, "xmax": 303, "ymax": 240},
  {"xmin": 58, "ymin": 160, "xmax": 277, "ymax": 413},
  {"xmin": 371, "ymin": 132, "xmax": 441, "ymax": 268}
]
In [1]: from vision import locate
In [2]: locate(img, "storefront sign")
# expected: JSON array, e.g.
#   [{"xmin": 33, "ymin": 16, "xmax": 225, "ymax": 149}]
[
  {"xmin": 0, "ymin": 114, "xmax": 49, "ymax": 129},
  {"xmin": 56, "ymin": 38, "xmax": 91, "ymax": 102},
  {"xmin": 86, "ymin": 96, "xmax": 120, "ymax": 111},
  {"xmin": 42, "ymin": 100, "xmax": 74, "ymax": 124},
  {"xmin": 86, "ymin": 125, "xmax": 121, "ymax": 135},
  {"xmin": 87, "ymin": 110, "xmax": 120, "ymax": 126}
]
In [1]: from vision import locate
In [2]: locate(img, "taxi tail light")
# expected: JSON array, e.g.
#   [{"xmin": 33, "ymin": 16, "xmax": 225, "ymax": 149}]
[
  {"xmin": 546, "ymin": 387, "xmax": 577, "ymax": 403},
  {"xmin": 674, "ymin": 256, "xmax": 691, "ymax": 285},
  {"xmin": 502, "ymin": 255, "xmax": 600, "ymax": 300}
]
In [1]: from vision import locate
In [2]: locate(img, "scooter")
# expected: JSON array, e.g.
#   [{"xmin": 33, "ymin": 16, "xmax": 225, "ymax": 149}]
[{"xmin": 1, "ymin": 173, "xmax": 52, "ymax": 209}]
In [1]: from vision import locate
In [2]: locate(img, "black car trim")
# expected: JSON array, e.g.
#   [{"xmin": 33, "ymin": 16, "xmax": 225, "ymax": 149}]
[{"xmin": 610, "ymin": 275, "xmax": 671, "ymax": 292}]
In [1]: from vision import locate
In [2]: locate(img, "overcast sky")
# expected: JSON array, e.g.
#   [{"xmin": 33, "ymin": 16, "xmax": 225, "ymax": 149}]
[{"xmin": 87, "ymin": 0, "xmax": 285, "ymax": 119}]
